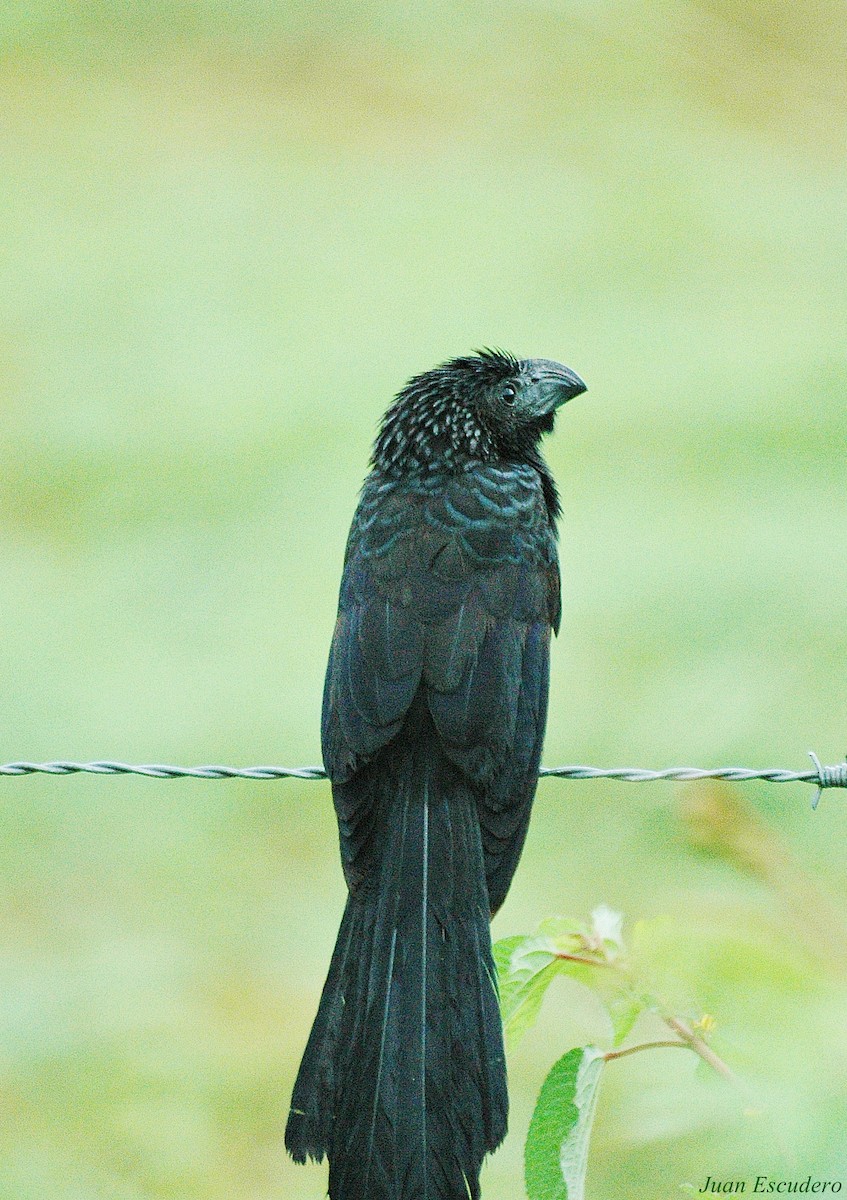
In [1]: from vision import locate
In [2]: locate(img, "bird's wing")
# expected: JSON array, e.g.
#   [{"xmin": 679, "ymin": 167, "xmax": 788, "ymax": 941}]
[
  {"xmin": 321, "ymin": 477, "xmax": 429, "ymax": 787},
  {"xmin": 421, "ymin": 466, "xmax": 559, "ymax": 913},
  {"xmin": 322, "ymin": 466, "xmax": 559, "ymax": 899},
  {"xmin": 473, "ymin": 616, "xmax": 553, "ymax": 914}
]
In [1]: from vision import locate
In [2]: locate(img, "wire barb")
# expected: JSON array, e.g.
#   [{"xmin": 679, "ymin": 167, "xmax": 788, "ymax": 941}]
[
  {"xmin": 807, "ymin": 751, "xmax": 847, "ymax": 810},
  {"xmin": 0, "ymin": 755, "xmax": 845, "ymax": 805}
]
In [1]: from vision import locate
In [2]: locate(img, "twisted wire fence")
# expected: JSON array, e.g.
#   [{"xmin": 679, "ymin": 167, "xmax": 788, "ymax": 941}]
[{"xmin": 2, "ymin": 752, "xmax": 845, "ymax": 808}]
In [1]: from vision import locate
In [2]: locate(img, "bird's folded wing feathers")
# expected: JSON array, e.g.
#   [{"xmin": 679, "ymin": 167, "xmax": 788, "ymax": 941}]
[{"xmin": 322, "ymin": 466, "xmax": 560, "ymax": 899}]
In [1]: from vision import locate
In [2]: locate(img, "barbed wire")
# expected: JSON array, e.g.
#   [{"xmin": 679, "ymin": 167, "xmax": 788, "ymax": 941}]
[{"xmin": 1, "ymin": 752, "xmax": 845, "ymax": 807}]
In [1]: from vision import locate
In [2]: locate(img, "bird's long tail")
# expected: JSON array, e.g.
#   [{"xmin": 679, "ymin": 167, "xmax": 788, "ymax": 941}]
[{"xmin": 285, "ymin": 758, "xmax": 508, "ymax": 1199}]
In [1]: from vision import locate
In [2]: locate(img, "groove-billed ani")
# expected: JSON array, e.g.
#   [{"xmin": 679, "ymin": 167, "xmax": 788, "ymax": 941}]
[{"xmin": 285, "ymin": 350, "xmax": 586, "ymax": 1199}]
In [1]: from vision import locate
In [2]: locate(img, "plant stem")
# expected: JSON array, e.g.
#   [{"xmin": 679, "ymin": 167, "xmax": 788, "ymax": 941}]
[
  {"xmin": 662, "ymin": 1014, "xmax": 739, "ymax": 1084},
  {"xmin": 549, "ymin": 942, "xmax": 742, "ymax": 1089},
  {"xmin": 603, "ymin": 1040, "xmax": 689, "ymax": 1062},
  {"xmin": 553, "ymin": 951, "xmax": 612, "ymax": 968}
]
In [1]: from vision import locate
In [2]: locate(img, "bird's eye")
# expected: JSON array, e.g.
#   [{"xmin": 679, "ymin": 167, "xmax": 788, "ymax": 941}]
[{"xmin": 502, "ymin": 385, "xmax": 517, "ymax": 404}]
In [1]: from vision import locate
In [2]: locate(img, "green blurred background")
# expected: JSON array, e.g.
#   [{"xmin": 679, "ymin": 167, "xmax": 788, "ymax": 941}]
[{"xmin": 1, "ymin": 2, "xmax": 845, "ymax": 1197}]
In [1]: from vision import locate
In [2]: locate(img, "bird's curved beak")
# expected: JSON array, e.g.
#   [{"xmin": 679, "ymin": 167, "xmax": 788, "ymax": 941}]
[{"xmin": 524, "ymin": 359, "xmax": 587, "ymax": 415}]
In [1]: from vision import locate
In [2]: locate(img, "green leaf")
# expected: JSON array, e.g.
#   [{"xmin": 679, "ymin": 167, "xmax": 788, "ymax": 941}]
[
  {"xmin": 606, "ymin": 987, "xmax": 646, "ymax": 1047},
  {"xmin": 525, "ymin": 1046, "xmax": 605, "ymax": 1200},
  {"xmin": 495, "ymin": 911, "xmax": 637, "ymax": 1048},
  {"xmin": 495, "ymin": 933, "xmax": 562, "ymax": 1046},
  {"xmin": 492, "ymin": 934, "xmax": 524, "ymax": 980},
  {"xmin": 534, "ymin": 915, "xmax": 591, "ymax": 945}
]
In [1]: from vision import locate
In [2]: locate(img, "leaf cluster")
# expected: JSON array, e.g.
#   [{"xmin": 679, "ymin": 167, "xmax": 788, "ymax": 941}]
[{"xmin": 495, "ymin": 906, "xmax": 735, "ymax": 1200}]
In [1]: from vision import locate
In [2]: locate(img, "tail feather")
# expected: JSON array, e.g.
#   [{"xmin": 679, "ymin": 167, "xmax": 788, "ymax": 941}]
[
  {"xmin": 285, "ymin": 760, "xmax": 507, "ymax": 1199},
  {"xmin": 285, "ymin": 900, "xmax": 354, "ymax": 1162}
]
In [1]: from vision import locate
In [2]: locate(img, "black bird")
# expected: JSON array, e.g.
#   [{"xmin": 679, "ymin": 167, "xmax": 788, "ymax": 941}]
[{"xmin": 285, "ymin": 350, "xmax": 586, "ymax": 1199}]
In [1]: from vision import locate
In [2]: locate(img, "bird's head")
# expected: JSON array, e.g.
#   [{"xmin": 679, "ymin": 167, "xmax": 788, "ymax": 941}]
[{"xmin": 373, "ymin": 349, "xmax": 586, "ymax": 474}]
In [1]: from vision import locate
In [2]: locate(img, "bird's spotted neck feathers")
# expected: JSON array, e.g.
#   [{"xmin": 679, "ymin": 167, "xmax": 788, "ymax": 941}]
[
  {"xmin": 373, "ymin": 350, "xmax": 519, "ymax": 475},
  {"xmin": 371, "ymin": 349, "xmax": 561, "ymax": 519}
]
